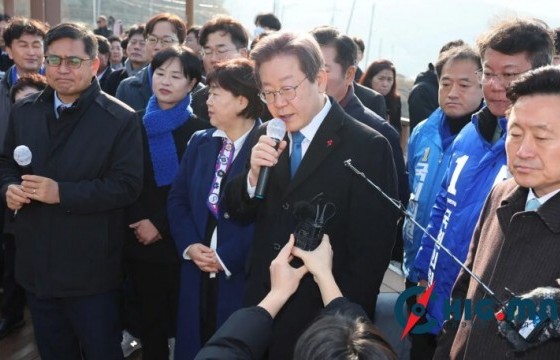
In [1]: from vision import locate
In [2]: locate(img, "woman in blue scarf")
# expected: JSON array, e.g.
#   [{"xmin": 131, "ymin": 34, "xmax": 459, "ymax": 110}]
[
  {"xmin": 168, "ymin": 58, "xmax": 262, "ymax": 359},
  {"xmin": 125, "ymin": 45, "xmax": 210, "ymax": 360}
]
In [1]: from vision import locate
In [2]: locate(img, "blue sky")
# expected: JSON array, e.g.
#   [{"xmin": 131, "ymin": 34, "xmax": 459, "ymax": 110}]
[{"xmin": 221, "ymin": 0, "xmax": 560, "ymax": 79}]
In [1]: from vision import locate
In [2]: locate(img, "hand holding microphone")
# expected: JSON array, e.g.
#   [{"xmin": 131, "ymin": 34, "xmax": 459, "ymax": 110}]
[
  {"xmin": 7, "ymin": 145, "xmax": 33, "ymax": 212},
  {"xmin": 250, "ymin": 119, "xmax": 287, "ymax": 199},
  {"xmin": 12, "ymin": 144, "xmax": 60, "ymax": 205}
]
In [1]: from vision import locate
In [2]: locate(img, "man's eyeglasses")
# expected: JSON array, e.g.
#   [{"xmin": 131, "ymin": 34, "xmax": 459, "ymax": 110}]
[
  {"xmin": 475, "ymin": 69, "xmax": 523, "ymax": 86},
  {"xmin": 259, "ymin": 77, "xmax": 307, "ymax": 104},
  {"xmin": 202, "ymin": 47, "xmax": 237, "ymax": 58},
  {"xmin": 44, "ymin": 55, "xmax": 92, "ymax": 69},
  {"xmin": 146, "ymin": 35, "xmax": 178, "ymax": 46}
]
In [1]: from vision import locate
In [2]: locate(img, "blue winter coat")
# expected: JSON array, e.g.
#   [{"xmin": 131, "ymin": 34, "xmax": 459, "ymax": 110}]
[
  {"xmin": 168, "ymin": 124, "xmax": 258, "ymax": 359},
  {"xmin": 413, "ymin": 108, "xmax": 509, "ymax": 334},
  {"xmin": 403, "ymin": 108, "xmax": 455, "ymax": 283}
]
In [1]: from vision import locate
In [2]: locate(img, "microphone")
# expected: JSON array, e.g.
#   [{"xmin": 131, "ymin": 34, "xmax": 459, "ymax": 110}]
[
  {"xmin": 13, "ymin": 145, "xmax": 33, "ymax": 175},
  {"xmin": 255, "ymin": 119, "xmax": 286, "ymax": 199}
]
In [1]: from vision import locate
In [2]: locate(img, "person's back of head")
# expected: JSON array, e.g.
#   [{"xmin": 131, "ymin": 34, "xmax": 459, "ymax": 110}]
[
  {"xmin": 293, "ymin": 314, "xmax": 397, "ymax": 360},
  {"xmin": 507, "ymin": 65, "xmax": 560, "ymax": 103},
  {"xmin": 439, "ymin": 39, "xmax": 465, "ymax": 54},
  {"xmin": 96, "ymin": 35, "xmax": 110, "ymax": 55},
  {"xmin": 477, "ymin": 18, "xmax": 554, "ymax": 69},
  {"xmin": 254, "ymin": 13, "xmax": 281, "ymax": 31},
  {"xmin": 10, "ymin": 72, "xmax": 47, "ymax": 103}
]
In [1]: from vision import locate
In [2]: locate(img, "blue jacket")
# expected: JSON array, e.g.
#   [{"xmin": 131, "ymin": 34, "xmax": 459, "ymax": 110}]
[
  {"xmin": 413, "ymin": 108, "xmax": 509, "ymax": 334},
  {"xmin": 403, "ymin": 108, "xmax": 455, "ymax": 282},
  {"xmin": 168, "ymin": 124, "xmax": 258, "ymax": 359}
]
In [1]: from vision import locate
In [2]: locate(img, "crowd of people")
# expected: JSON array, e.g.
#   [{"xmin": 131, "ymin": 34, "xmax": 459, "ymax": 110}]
[{"xmin": 0, "ymin": 8, "xmax": 559, "ymax": 360}]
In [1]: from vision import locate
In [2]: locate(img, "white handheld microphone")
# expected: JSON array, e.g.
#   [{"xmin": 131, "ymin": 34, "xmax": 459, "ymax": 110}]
[
  {"xmin": 255, "ymin": 119, "xmax": 286, "ymax": 199},
  {"xmin": 13, "ymin": 145, "xmax": 33, "ymax": 174}
]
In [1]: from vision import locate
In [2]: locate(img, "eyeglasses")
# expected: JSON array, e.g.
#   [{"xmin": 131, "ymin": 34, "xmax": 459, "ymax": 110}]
[
  {"xmin": 475, "ymin": 69, "xmax": 523, "ymax": 86},
  {"xmin": 202, "ymin": 46, "xmax": 237, "ymax": 58},
  {"xmin": 44, "ymin": 55, "xmax": 92, "ymax": 69},
  {"xmin": 146, "ymin": 35, "xmax": 178, "ymax": 46},
  {"xmin": 259, "ymin": 77, "xmax": 307, "ymax": 104}
]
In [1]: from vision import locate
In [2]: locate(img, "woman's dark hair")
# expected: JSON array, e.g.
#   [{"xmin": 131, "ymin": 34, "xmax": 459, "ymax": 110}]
[
  {"xmin": 145, "ymin": 13, "xmax": 186, "ymax": 44},
  {"xmin": 206, "ymin": 58, "xmax": 263, "ymax": 120},
  {"xmin": 10, "ymin": 73, "xmax": 47, "ymax": 103},
  {"xmin": 360, "ymin": 59, "xmax": 400, "ymax": 130},
  {"xmin": 360, "ymin": 59, "xmax": 398, "ymax": 98},
  {"xmin": 151, "ymin": 45, "xmax": 202, "ymax": 87},
  {"xmin": 294, "ymin": 314, "xmax": 397, "ymax": 360}
]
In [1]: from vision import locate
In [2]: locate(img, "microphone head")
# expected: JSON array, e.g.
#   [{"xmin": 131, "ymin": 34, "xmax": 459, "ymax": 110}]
[
  {"xmin": 13, "ymin": 145, "xmax": 32, "ymax": 167},
  {"xmin": 266, "ymin": 118, "xmax": 286, "ymax": 141}
]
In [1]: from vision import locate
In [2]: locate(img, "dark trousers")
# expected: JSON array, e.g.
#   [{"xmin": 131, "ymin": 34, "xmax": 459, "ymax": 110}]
[
  {"xmin": 27, "ymin": 290, "xmax": 123, "ymax": 360},
  {"xmin": 1, "ymin": 233, "xmax": 25, "ymax": 322},
  {"xmin": 128, "ymin": 260, "xmax": 179, "ymax": 360},
  {"xmin": 405, "ymin": 279, "xmax": 437, "ymax": 360}
]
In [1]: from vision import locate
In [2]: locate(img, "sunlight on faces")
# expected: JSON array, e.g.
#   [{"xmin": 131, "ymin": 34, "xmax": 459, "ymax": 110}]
[
  {"xmin": 371, "ymin": 69, "xmax": 393, "ymax": 96},
  {"xmin": 438, "ymin": 58, "xmax": 483, "ymax": 118},
  {"xmin": 152, "ymin": 57, "xmax": 195, "ymax": 110},
  {"xmin": 259, "ymin": 54, "xmax": 327, "ymax": 133},
  {"xmin": 145, "ymin": 21, "xmax": 178, "ymax": 62},
  {"xmin": 45, "ymin": 38, "xmax": 99, "ymax": 104},
  {"xmin": 6, "ymin": 34, "xmax": 44, "ymax": 73},
  {"xmin": 202, "ymin": 31, "xmax": 246, "ymax": 74},
  {"xmin": 506, "ymin": 95, "xmax": 560, "ymax": 197},
  {"xmin": 206, "ymin": 84, "xmax": 248, "ymax": 132},
  {"xmin": 481, "ymin": 49, "xmax": 532, "ymax": 117},
  {"xmin": 321, "ymin": 46, "xmax": 354, "ymax": 103}
]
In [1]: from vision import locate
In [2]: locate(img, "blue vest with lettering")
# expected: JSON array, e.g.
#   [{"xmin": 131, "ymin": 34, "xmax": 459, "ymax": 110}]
[{"xmin": 413, "ymin": 108, "xmax": 509, "ymax": 334}]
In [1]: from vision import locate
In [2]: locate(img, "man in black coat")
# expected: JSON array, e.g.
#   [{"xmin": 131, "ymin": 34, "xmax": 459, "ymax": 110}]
[
  {"xmin": 311, "ymin": 26, "xmax": 409, "ymax": 206},
  {"xmin": 0, "ymin": 23, "xmax": 142, "ymax": 359},
  {"xmin": 225, "ymin": 31, "xmax": 398, "ymax": 360}
]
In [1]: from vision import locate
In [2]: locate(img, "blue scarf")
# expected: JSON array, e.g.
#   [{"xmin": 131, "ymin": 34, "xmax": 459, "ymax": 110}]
[{"xmin": 143, "ymin": 93, "xmax": 193, "ymax": 186}]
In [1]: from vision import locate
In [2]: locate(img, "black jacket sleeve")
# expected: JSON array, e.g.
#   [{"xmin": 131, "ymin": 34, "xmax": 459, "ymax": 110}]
[{"xmin": 194, "ymin": 306, "xmax": 273, "ymax": 360}]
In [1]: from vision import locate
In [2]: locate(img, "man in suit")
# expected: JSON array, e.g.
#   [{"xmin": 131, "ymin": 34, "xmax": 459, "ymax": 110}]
[
  {"xmin": 310, "ymin": 25, "xmax": 408, "ymax": 206},
  {"xmin": 225, "ymin": 31, "xmax": 399, "ymax": 360},
  {"xmin": 95, "ymin": 34, "xmax": 113, "ymax": 92},
  {"xmin": 0, "ymin": 22, "xmax": 142, "ymax": 359},
  {"xmin": 435, "ymin": 65, "xmax": 560, "ymax": 359}
]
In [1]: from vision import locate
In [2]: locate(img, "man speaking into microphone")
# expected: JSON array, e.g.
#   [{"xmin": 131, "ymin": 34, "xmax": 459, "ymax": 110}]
[{"xmin": 225, "ymin": 32, "xmax": 399, "ymax": 360}]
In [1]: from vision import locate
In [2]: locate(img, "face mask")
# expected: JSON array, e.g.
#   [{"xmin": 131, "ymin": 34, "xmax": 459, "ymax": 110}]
[{"xmin": 254, "ymin": 26, "xmax": 265, "ymax": 38}]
